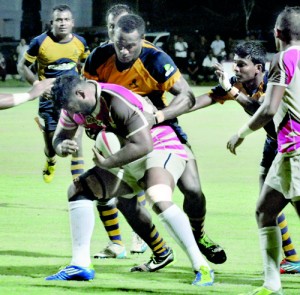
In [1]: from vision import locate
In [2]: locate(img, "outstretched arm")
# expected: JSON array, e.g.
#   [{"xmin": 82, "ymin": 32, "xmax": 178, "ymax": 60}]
[
  {"xmin": 155, "ymin": 75, "xmax": 195, "ymax": 123},
  {"xmin": 0, "ymin": 78, "xmax": 55, "ymax": 110},
  {"xmin": 227, "ymin": 84, "xmax": 285, "ymax": 154}
]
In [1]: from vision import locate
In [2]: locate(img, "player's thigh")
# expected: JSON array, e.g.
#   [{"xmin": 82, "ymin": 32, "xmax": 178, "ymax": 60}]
[
  {"xmin": 143, "ymin": 151, "xmax": 186, "ymax": 188},
  {"xmin": 70, "ymin": 166, "xmax": 135, "ymax": 201},
  {"xmin": 256, "ymin": 184, "xmax": 289, "ymax": 226}
]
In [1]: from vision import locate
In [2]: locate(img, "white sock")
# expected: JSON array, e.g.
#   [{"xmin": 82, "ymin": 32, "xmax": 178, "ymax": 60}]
[
  {"xmin": 69, "ymin": 200, "xmax": 95, "ymax": 267},
  {"xmin": 259, "ymin": 226, "xmax": 282, "ymax": 291},
  {"xmin": 158, "ymin": 204, "xmax": 209, "ymax": 271}
]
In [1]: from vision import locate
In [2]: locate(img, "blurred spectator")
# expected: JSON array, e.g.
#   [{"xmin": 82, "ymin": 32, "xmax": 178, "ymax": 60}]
[
  {"xmin": 202, "ymin": 50, "xmax": 218, "ymax": 82},
  {"xmin": 6, "ymin": 49, "xmax": 19, "ymax": 80},
  {"xmin": 174, "ymin": 35, "xmax": 188, "ymax": 73},
  {"xmin": 226, "ymin": 36, "xmax": 236, "ymax": 62},
  {"xmin": 197, "ymin": 35, "xmax": 209, "ymax": 65},
  {"xmin": 16, "ymin": 38, "xmax": 29, "ymax": 63},
  {"xmin": 194, "ymin": 35, "xmax": 210, "ymax": 65},
  {"xmin": 167, "ymin": 34, "xmax": 178, "ymax": 60},
  {"xmin": 210, "ymin": 34, "xmax": 226, "ymax": 62},
  {"xmin": 89, "ymin": 36, "xmax": 100, "ymax": 51},
  {"xmin": 0, "ymin": 52, "xmax": 7, "ymax": 81},
  {"xmin": 187, "ymin": 51, "xmax": 200, "ymax": 85},
  {"xmin": 16, "ymin": 38, "xmax": 29, "ymax": 80}
]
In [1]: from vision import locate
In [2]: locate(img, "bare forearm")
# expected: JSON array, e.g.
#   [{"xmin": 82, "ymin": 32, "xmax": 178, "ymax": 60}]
[
  {"xmin": 23, "ymin": 65, "xmax": 38, "ymax": 84},
  {"xmin": 102, "ymin": 142, "xmax": 152, "ymax": 169},
  {"xmin": 161, "ymin": 92, "xmax": 195, "ymax": 121}
]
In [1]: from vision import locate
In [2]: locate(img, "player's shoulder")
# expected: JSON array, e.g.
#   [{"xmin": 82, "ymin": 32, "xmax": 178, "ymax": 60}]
[
  {"xmin": 30, "ymin": 31, "xmax": 49, "ymax": 46},
  {"xmin": 72, "ymin": 33, "xmax": 88, "ymax": 45},
  {"xmin": 87, "ymin": 43, "xmax": 115, "ymax": 62},
  {"xmin": 140, "ymin": 41, "xmax": 175, "ymax": 69}
]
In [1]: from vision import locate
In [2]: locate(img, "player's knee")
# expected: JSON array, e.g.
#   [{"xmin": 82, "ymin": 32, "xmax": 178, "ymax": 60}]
[
  {"xmin": 145, "ymin": 184, "xmax": 173, "ymax": 209},
  {"xmin": 255, "ymin": 208, "xmax": 277, "ymax": 227},
  {"xmin": 67, "ymin": 181, "xmax": 93, "ymax": 202}
]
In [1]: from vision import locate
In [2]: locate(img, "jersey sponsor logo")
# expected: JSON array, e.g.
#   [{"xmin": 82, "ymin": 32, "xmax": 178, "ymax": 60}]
[
  {"xmin": 129, "ymin": 79, "xmax": 138, "ymax": 88},
  {"xmin": 164, "ymin": 64, "xmax": 175, "ymax": 77},
  {"xmin": 48, "ymin": 62, "xmax": 77, "ymax": 71},
  {"xmin": 85, "ymin": 116, "xmax": 116, "ymax": 129},
  {"xmin": 85, "ymin": 116, "xmax": 104, "ymax": 126}
]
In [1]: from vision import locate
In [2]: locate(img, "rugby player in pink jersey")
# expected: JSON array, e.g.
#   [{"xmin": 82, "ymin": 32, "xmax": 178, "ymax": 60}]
[
  {"xmin": 45, "ymin": 75, "xmax": 214, "ymax": 286},
  {"xmin": 228, "ymin": 6, "xmax": 300, "ymax": 295}
]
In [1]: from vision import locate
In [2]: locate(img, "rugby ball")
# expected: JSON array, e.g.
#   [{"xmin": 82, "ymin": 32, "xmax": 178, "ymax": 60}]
[{"xmin": 95, "ymin": 130, "xmax": 121, "ymax": 158}]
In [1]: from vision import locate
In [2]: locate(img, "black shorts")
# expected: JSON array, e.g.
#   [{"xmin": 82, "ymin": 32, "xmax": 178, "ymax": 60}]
[
  {"xmin": 38, "ymin": 97, "xmax": 60, "ymax": 132},
  {"xmin": 260, "ymin": 136, "xmax": 278, "ymax": 169}
]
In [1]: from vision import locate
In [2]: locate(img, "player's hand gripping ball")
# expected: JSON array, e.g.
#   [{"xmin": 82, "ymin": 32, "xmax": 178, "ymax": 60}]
[{"xmin": 95, "ymin": 130, "xmax": 121, "ymax": 158}]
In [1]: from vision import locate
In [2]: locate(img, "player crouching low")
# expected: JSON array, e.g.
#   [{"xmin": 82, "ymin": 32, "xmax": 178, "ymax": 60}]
[{"xmin": 44, "ymin": 75, "xmax": 214, "ymax": 286}]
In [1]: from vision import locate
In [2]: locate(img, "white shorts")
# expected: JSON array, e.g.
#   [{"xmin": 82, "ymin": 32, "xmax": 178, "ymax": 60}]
[
  {"xmin": 109, "ymin": 150, "xmax": 187, "ymax": 198},
  {"xmin": 265, "ymin": 152, "xmax": 300, "ymax": 200}
]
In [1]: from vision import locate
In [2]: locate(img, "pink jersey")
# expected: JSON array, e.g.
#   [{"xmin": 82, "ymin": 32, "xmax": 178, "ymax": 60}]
[
  {"xmin": 58, "ymin": 81, "xmax": 188, "ymax": 160},
  {"xmin": 268, "ymin": 46, "xmax": 300, "ymax": 154}
]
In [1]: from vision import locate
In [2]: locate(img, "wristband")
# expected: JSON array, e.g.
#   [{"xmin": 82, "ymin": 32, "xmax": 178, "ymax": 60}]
[
  {"xmin": 237, "ymin": 123, "xmax": 254, "ymax": 139},
  {"xmin": 12, "ymin": 93, "xmax": 31, "ymax": 106}
]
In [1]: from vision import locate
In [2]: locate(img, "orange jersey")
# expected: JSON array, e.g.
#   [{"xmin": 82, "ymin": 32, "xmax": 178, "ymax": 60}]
[{"xmin": 83, "ymin": 40, "xmax": 181, "ymax": 110}]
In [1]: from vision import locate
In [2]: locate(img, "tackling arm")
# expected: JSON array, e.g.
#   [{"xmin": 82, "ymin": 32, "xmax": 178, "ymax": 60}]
[
  {"xmin": 0, "ymin": 79, "xmax": 54, "ymax": 110},
  {"xmin": 156, "ymin": 76, "xmax": 195, "ymax": 123},
  {"xmin": 227, "ymin": 84, "xmax": 284, "ymax": 154},
  {"xmin": 245, "ymin": 84, "xmax": 284, "ymax": 131}
]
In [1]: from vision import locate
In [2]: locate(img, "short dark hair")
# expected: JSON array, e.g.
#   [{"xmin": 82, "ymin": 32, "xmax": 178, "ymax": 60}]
[
  {"xmin": 276, "ymin": 6, "xmax": 300, "ymax": 42},
  {"xmin": 52, "ymin": 4, "xmax": 72, "ymax": 13},
  {"xmin": 116, "ymin": 14, "xmax": 145, "ymax": 37},
  {"xmin": 234, "ymin": 41, "xmax": 267, "ymax": 71},
  {"xmin": 106, "ymin": 4, "xmax": 132, "ymax": 22},
  {"xmin": 51, "ymin": 75, "xmax": 81, "ymax": 110}
]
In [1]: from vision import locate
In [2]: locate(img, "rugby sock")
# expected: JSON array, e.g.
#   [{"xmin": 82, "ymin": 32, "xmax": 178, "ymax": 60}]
[
  {"xmin": 69, "ymin": 200, "xmax": 94, "ymax": 267},
  {"xmin": 259, "ymin": 226, "xmax": 281, "ymax": 291},
  {"xmin": 46, "ymin": 156, "xmax": 56, "ymax": 165},
  {"xmin": 96, "ymin": 198, "xmax": 124, "ymax": 246},
  {"xmin": 189, "ymin": 216, "xmax": 205, "ymax": 241},
  {"xmin": 159, "ymin": 204, "xmax": 209, "ymax": 271},
  {"xmin": 277, "ymin": 212, "xmax": 300, "ymax": 262},
  {"xmin": 146, "ymin": 225, "xmax": 169, "ymax": 256},
  {"xmin": 70, "ymin": 156, "xmax": 85, "ymax": 180},
  {"xmin": 137, "ymin": 191, "xmax": 147, "ymax": 206}
]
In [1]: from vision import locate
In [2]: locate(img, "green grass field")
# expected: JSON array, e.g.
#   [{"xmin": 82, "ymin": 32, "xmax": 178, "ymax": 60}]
[{"xmin": 0, "ymin": 85, "xmax": 299, "ymax": 294}]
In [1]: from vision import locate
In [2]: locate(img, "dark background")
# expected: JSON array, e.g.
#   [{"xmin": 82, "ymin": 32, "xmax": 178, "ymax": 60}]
[
  {"xmin": 16, "ymin": 0, "xmax": 300, "ymax": 53},
  {"xmin": 90, "ymin": 0, "xmax": 300, "ymax": 52}
]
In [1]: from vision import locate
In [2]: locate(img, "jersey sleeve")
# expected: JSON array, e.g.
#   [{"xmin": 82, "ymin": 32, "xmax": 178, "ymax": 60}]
[
  {"xmin": 268, "ymin": 51, "xmax": 291, "ymax": 87},
  {"xmin": 24, "ymin": 35, "xmax": 42, "ymax": 64},
  {"xmin": 142, "ymin": 48, "xmax": 181, "ymax": 91},
  {"xmin": 110, "ymin": 97, "xmax": 149, "ymax": 139},
  {"xmin": 83, "ymin": 45, "xmax": 113, "ymax": 81},
  {"xmin": 58, "ymin": 109, "xmax": 78, "ymax": 130},
  {"xmin": 73, "ymin": 34, "xmax": 90, "ymax": 61}
]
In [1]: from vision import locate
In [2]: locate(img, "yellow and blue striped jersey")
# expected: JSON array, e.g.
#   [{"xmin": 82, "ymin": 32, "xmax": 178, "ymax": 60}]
[{"xmin": 25, "ymin": 31, "xmax": 90, "ymax": 80}]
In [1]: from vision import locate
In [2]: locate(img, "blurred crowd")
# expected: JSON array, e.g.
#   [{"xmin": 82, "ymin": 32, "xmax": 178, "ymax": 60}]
[
  {"xmin": 0, "ymin": 32, "xmax": 263, "ymax": 85},
  {"xmin": 166, "ymin": 33, "xmax": 262, "ymax": 85}
]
